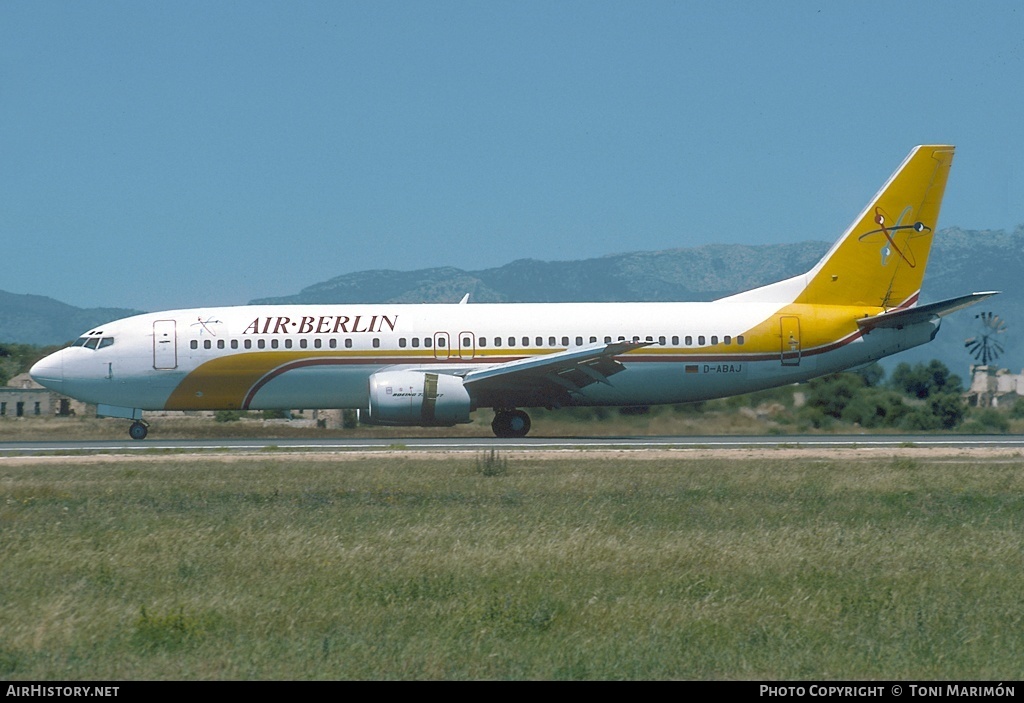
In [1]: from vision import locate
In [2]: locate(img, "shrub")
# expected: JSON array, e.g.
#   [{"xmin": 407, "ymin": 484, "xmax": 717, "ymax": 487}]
[
  {"xmin": 890, "ymin": 360, "xmax": 963, "ymax": 399},
  {"xmin": 965, "ymin": 408, "xmax": 1010, "ymax": 433},
  {"xmin": 899, "ymin": 408, "xmax": 941, "ymax": 431},
  {"xmin": 804, "ymin": 373, "xmax": 865, "ymax": 419},
  {"xmin": 475, "ymin": 449, "xmax": 508, "ymax": 477},
  {"xmin": 796, "ymin": 406, "xmax": 834, "ymax": 430},
  {"xmin": 840, "ymin": 390, "xmax": 908, "ymax": 428},
  {"xmin": 928, "ymin": 393, "xmax": 967, "ymax": 430},
  {"xmin": 1009, "ymin": 399, "xmax": 1024, "ymax": 419},
  {"xmin": 342, "ymin": 409, "xmax": 359, "ymax": 429}
]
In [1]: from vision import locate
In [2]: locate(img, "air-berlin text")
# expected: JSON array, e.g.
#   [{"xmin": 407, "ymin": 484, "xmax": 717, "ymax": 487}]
[{"xmin": 241, "ymin": 315, "xmax": 398, "ymax": 335}]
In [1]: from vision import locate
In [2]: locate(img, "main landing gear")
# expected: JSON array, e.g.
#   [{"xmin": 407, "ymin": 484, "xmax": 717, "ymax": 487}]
[
  {"xmin": 491, "ymin": 409, "xmax": 531, "ymax": 438},
  {"xmin": 128, "ymin": 420, "xmax": 149, "ymax": 440}
]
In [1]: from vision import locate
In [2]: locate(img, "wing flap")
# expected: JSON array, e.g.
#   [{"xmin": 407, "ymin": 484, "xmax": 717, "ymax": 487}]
[{"xmin": 462, "ymin": 341, "xmax": 647, "ymax": 394}]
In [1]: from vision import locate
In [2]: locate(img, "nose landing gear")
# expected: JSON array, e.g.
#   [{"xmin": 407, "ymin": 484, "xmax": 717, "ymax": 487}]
[{"xmin": 128, "ymin": 420, "xmax": 149, "ymax": 440}]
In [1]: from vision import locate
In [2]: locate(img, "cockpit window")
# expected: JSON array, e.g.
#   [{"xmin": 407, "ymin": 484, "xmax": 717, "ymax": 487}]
[{"xmin": 75, "ymin": 336, "xmax": 114, "ymax": 350}]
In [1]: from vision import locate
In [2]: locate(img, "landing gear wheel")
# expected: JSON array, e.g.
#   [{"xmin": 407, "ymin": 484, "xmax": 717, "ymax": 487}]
[
  {"xmin": 491, "ymin": 409, "xmax": 531, "ymax": 438},
  {"xmin": 128, "ymin": 421, "xmax": 149, "ymax": 441}
]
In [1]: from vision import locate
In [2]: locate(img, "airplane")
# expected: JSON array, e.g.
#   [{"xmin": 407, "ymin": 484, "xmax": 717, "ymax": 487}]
[{"xmin": 30, "ymin": 145, "xmax": 996, "ymax": 440}]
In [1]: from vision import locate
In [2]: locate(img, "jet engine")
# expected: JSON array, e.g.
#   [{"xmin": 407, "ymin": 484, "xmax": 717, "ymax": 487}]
[{"xmin": 362, "ymin": 370, "xmax": 472, "ymax": 426}]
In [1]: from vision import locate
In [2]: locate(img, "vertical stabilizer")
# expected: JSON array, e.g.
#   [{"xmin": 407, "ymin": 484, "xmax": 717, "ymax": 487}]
[{"xmin": 796, "ymin": 145, "xmax": 955, "ymax": 309}]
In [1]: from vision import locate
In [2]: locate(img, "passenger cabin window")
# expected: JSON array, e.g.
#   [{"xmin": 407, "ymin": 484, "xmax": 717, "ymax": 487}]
[
  {"xmin": 244, "ymin": 340, "xmax": 252, "ymax": 349},
  {"xmin": 190, "ymin": 340, "xmax": 198, "ymax": 350},
  {"xmin": 399, "ymin": 338, "xmax": 407, "ymax": 348},
  {"xmin": 685, "ymin": 336, "xmax": 693, "ymax": 345},
  {"xmin": 231, "ymin": 340, "xmax": 239, "ymax": 349},
  {"xmin": 372, "ymin": 338, "xmax": 380, "ymax": 348},
  {"xmin": 698, "ymin": 336, "xmax": 706, "ymax": 345},
  {"xmin": 737, "ymin": 335, "xmax": 745, "ymax": 345},
  {"xmin": 218, "ymin": 340, "xmax": 225, "ymax": 349},
  {"xmin": 711, "ymin": 336, "xmax": 718, "ymax": 345},
  {"xmin": 561, "ymin": 336, "xmax": 569, "ymax": 346}
]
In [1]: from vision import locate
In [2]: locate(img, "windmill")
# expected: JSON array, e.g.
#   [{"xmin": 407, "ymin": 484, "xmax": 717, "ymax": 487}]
[{"xmin": 964, "ymin": 311, "xmax": 1007, "ymax": 366}]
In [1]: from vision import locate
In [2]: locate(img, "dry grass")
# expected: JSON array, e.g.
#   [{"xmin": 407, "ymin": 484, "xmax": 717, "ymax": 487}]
[
  {"xmin": 1, "ymin": 453, "xmax": 1022, "ymax": 679},
  {"xmin": 0, "ymin": 404, "xmax": 873, "ymax": 441}
]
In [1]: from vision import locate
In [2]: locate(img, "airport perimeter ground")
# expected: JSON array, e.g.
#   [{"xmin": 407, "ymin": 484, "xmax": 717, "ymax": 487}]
[{"xmin": 2, "ymin": 443, "xmax": 1023, "ymax": 680}]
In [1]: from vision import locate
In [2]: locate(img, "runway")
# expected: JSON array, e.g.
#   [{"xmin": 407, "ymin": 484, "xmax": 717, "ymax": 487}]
[{"xmin": 3, "ymin": 434, "xmax": 1024, "ymax": 456}]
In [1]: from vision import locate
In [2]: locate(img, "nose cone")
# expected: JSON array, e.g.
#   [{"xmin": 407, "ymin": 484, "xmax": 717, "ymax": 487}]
[{"xmin": 30, "ymin": 351, "xmax": 64, "ymax": 392}]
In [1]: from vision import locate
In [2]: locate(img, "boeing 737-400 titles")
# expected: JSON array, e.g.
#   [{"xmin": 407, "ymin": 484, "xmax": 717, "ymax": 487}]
[{"xmin": 30, "ymin": 145, "xmax": 995, "ymax": 439}]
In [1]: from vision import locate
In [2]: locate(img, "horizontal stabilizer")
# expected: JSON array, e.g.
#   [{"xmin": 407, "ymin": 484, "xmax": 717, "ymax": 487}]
[{"xmin": 856, "ymin": 292, "xmax": 999, "ymax": 331}]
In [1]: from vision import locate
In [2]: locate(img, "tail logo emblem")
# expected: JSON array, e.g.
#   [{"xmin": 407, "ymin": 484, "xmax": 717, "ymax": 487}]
[{"xmin": 858, "ymin": 206, "xmax": 930, "ymax": 267}]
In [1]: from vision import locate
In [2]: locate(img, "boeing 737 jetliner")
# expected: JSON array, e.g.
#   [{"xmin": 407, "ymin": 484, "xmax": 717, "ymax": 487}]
[{"xmin": 31, "ymin": 145, "xmax": 994, "ymax": 439}]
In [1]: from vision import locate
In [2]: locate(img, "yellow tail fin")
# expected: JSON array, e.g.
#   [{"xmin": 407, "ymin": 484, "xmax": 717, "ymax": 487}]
[{"xmin": 796, "ymin": 145, "xmax": 954, "ymax": 309}]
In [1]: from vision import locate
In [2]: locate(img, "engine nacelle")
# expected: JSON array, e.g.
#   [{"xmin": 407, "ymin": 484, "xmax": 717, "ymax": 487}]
[{"xmin": 362, "ymin": 370, "xmax": 472, "ymax": 426}]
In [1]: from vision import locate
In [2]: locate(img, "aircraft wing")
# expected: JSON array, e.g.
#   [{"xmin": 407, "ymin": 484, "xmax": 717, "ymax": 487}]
[
  {"xmin": 857, "ymin": 292, "xmax": 999, "ymax": 331},
  {"xmin": 461, "ymin": 341, "xmax": 649, "ymax": 397}
]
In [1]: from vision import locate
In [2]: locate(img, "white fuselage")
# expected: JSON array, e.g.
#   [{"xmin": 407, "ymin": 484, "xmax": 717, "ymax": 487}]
[{"xmin": 29, "ymin": 301, "xmax": 939, "ymax": 415}]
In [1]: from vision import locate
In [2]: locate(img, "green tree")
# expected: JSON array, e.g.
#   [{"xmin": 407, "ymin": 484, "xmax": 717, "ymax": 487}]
[
  {"xmin": 805, "ymin": 373, "xmax": 865, "ymax": 419},
  {"xmin": 852, "ymin": 362, "xmax": 885, "ymax": 388},
  {"xmin": 890, "ymin": 360, "xmax": 963, "ymax": 399},
  {"xmin": 928, "ymin": 393, "xmax": 966, "ymax": 430},
  {"xmin": 840, "ymin": 389, "xmax": 908, "ymax": 428}
]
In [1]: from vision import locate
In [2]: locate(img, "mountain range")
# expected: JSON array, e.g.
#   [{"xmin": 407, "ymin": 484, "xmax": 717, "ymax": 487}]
[
  {"xmin": 4, "ymin": 226, "xmax": 1020, "ymax": 376},
  {"xmin": 0, "ymin": 291, "xmax": 141, "ymax": 350}
]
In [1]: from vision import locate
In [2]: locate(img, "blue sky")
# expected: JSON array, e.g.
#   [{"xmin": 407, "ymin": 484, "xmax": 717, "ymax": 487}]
[{"xmin": 2, "ymin": 1, "xmax": 1022, "ymax": 311}]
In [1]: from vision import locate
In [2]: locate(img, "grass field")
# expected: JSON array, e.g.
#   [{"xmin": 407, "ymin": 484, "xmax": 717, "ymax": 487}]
[{"xmin": 2, "ymin": 451, "xmax": 1022, "ymax": 680}]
